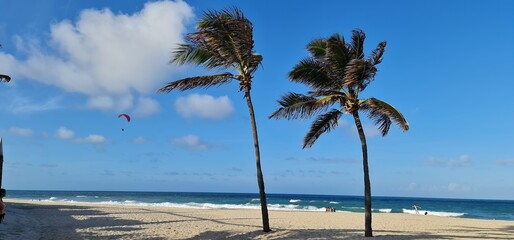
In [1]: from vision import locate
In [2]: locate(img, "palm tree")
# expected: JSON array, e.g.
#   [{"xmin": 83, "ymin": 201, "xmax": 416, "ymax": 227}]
[
  {"xmin": 270, "ymin": 29, "xmax": 409, "ymax": 237},
  {"xmin": 157, "ymin": 8, "xmax": 270, "ymax": 232}
]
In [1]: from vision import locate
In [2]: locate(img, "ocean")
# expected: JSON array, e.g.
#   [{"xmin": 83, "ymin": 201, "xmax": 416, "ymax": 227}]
[{"xmin": 5, "ymin": 190, "xmax": 514, "ymax": 221}]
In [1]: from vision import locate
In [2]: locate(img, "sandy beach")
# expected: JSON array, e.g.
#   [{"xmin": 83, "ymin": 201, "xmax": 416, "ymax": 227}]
[{"xmin": 0, "ymin": 199, "xmax": 512, "ymax": 239}]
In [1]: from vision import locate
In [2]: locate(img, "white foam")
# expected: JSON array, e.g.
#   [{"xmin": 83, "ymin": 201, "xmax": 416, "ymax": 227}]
[
  {"xmin": 378, "ymin": 208, "xmax": 392, "ymax": 213},
  {"xmin": 329, "ymin": 201, "xmax": 340, "ymax": 204},
  {"xmin": 20, "ymin": 198, "xmax": 331, "ymax": 213},
  {"xmin": 349, "ymin": 206, "xmax": 364, "ymax": 210},
  {"xmin": 76, "ymin": 195, "xmax": 88, "ymax": 198},
  {"xmin": 268, "ymin": 203, "xmax": 325, "ymax": 212},
  {"xmin": 289, "ymin": 199, "xmax": 301, "ymax": 203},
  {"xmin": 402, "ymin": 209, "xmax": 464, "ymax": 217},
  {"xmin": 304, "ymin": 206, "xmax": 323, "ymax": 211}
]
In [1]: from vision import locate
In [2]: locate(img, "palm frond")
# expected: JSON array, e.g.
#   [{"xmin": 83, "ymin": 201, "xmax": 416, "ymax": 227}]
[
  {"xmin": 325, "ymin": 33, "xmax": 350, "ymax": 85},
  {"xmin": 327, "ymin": 33, "xmax": 346, "ymax": 46},
  {"xmin": 171, "ymin": 43, "xmax": 227, "ymax": 68},
  {"xmin": 343, "ymin": 59, "xmax": 376, "ymax": 91},
  {"xmin": 289, "ymin": 57, "xmax": 338, "ymax": 90},
  {"xmin": 185, "ymin": 7, "xmax": 255, "ymax": 72},
  {"xmin": 247, "ymin": 53, "xmax": 263, "ymax": 73},
  {"xmin": 360, "ymin": 98, "xmax": 409, "ymax": 136},
  {"xmin": 190, "ymin": 31, "xmax": 240, "ymax": 68},
  {"xmin": 327, "ymin": 33, "xmax": 349, "ymax": 62},
  {"xmin": 307, "ymin": 90, "xmax": 345, "ymax": 98},
  {"xmin": 157, "ymin": 73, "xmax": 234, "ymax": 92},
  {"xmin": 0, "ymin": 74, "xmax": 11, "ymax": 82},
  {"xmin": 369, "ymin": 41, "xmax": 386, "ymax": 65},
  {"xmin": 349, "ymin": 29, "xmax": 366, "ymax": 59},
  {"xmin": 307, "ymin": 38, "xmax": 327, "ymax": 59},
  {"xmin": 269, "ymin": 92, "xmax": 338, "ymax": 120},
  {"xmin": 303, "ymin": 109, "xmax": 342, "ymax": 148},
  {"xmin": 198, "ymin": 7, "xmax": 247, "ymax": 29}
]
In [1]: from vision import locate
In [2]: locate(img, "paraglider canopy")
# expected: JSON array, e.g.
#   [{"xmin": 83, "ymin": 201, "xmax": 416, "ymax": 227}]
[
  {"xmin": 118, "ymin": 114, "xmax": 130, "ymax": 131},
  {"xmin": 118, "ymin": 113, "xmax": 130, "ymax": 122}
]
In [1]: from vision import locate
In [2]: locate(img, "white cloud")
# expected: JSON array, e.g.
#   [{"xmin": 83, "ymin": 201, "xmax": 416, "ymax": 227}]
[
  {"xmin": 86, "ymin": 95, "xmax": 135, "ymax": 112},
  {"xmin": 55, "ymin": 127, "xmax": 106, "ymax": 145},
  {"xmin": 338, "ymin": 118, "xmax": 349, "ymax": 127},
  {"xmin": 132, "ymin": 136, "xmax": 147, "ymax": 144},
  {"xmin": 9, "ymin": 127, "xmax": 33, "ymax": 137},
  {"xmin": 408, "ymin": 182, "xmax": 418, "ymax": 190},
  {"xmin": 363, "ymin": 124, "xmax": 382, "ymax": 137},
  {"xmin": 496, "ymin": 160, "xmax": 514, "ymax": 166},
  {"xmin": 171, "ymin": 135, "xmax": 209, "ymax": 151},
  {"xmin": 426, "ymin": 155, "xmax": 472, "ymax": 168},
  {"xmin": 6, "ymin": 96, "xmax": 62, "ymax": 114},
  {"xmin": 338, "ymin": 118, "xmax": 381, "ymax": 138},
  {"xmin": 56, "ymin": 127, "xmax": 75, "ymax": 139},
  {"xmin": 77, "ymin": 134, "xmax": 106, "ymax": 144},
  {"xmin": 86, "ymin": 96, "xmax": 114, "ymax": 110},
  {"xmin": 307, "ymin": 156, "xmax": 355, "ymax": 164},
  {"xmin": 175, "ymin": 94, "xmax": 234, "ymax": 120},
  {"xmin": 2, "ymin": 1, "xmax": 194, "ymax": 113},
  {"xmin": 132, "ymin": 97, "xmax": 160, "ymax": 117},
  {"xmin": 447, "ymin": 183, "xmax": 471, "ymax": 192}
]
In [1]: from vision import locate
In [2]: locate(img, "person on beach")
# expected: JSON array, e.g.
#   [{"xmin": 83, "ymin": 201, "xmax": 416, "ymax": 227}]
[
  {"xmin": 0, "ymin": 188, "xmax": 6, "ymax": 223},
  {"xmin": 412, "ymin": 204, "xmax": 420, "ymax": 214}
]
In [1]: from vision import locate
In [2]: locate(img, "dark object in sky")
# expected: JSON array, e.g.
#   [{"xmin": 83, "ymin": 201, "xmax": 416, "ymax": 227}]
[
  {"xmin": 0, "ymin": 75, "xmax": 10, "ymax": 82},
  {"xmin": 0, "ymin": 44, "xmax": 12, "ymax": 83},
  {"xmin": 118, "ymin": 114, "xmax": 130, "ymax": 132},
  {"xmin": 118, "ymin": 113, "xmax": 130, "ymax": 122}
]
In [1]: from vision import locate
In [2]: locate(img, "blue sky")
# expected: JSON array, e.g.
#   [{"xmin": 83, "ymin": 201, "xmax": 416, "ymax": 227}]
[{"xmin": 0, "ymin": 0, "xmax": 513, "ymax": 200}]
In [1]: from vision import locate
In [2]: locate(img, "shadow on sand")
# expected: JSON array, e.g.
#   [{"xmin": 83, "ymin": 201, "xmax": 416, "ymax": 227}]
[
  {"xmin": 2, "ymin": 202, "xmax": 513, "ymax": 240},
  {"xmin": 0, "ymin": 202, "xmax": 167, "ymax": 240},
  {"xmin": 184, "ymin": 223, "xmax": 514, "ymax": 240}
]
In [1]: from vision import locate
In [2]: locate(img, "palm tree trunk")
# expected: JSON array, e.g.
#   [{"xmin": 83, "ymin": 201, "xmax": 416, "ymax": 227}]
[
  {"xmin": 352, "ymin": 111, "xmax": 372, "ymax": 237},
  {"xmin": 244, "ymin": 88, "xmax": 271, "ymax": 232}
]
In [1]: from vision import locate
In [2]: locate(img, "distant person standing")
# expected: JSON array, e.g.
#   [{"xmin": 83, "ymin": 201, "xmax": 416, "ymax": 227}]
[
  {"xmin": 0, "ymin": 188, "xmax": 5, "ymax": 223},
  {"xmin": 412, "ymin": 203, "xmax": 421, "ymax": 215}
]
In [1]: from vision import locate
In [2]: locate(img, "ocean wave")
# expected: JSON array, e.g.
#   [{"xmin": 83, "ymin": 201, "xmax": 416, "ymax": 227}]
[
  {"xmin": 75, "ymin": 195, "xmax": 100, "ymax": 199},
  {"xmin": 289, "ymin": 199, "xmax": 301, "ymax": 203},
  {"xmin": 402, "ymin": 209, "xmax": 465, "ymax": 217},
  {"xmin": 329, "ymin": 201, "xmax": 340, "ymax": 204},
  {"xmin": 250, "ymin": 198, "xmax": 259, "ymax": 202},
  {"xmin": 42, "ymin": 197, "xmax": 74, "ymax": 203},
  {"xmin": 349, "ymin": 206, "xmax": 364, "ymax": 210},
  {"xmin": 28, "ymin": 198, "xmax": 329, "ymax": 212},
  {"xmin": 269, "ymin": 204, "xmax": 324, "ymax": 211},
  {"xmin": 378, "ymin": 208, "xmax": 392, "ymax": 213}
]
